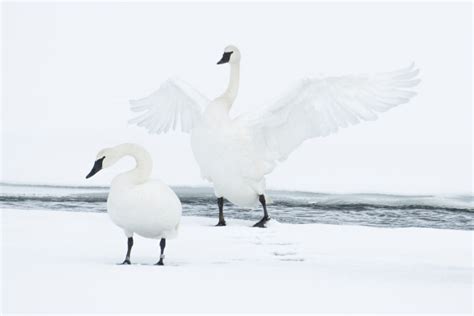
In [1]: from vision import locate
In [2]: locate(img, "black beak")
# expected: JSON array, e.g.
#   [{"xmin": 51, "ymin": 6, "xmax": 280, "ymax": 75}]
[
  {"xmin": 217, "ymin": 51, "xmax": 233, "ymax": 65},
  {"xmin": 86, "ymin": 156, "xmax": 105, "ymax": 179}
]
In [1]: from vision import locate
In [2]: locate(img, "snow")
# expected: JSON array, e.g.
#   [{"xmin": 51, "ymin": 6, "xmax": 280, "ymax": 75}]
[{"xmin": 2, "ymin": 209, "xmax": 473, "ymax": 314}]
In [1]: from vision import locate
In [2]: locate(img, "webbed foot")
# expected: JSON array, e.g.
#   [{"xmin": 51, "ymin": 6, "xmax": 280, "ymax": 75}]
[
  {"xmin": 215, "ymin": 220, "xmax": 227, "ymax": 226},
  {"xmin": 253, "ymin": 216, "xmax": 270, "ymax": 228}
]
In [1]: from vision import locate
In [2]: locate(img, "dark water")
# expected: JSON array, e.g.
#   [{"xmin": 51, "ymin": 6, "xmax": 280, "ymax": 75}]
[{"xmin": 1, "ymin": 183, "xmax": 472, "ymax": 230}]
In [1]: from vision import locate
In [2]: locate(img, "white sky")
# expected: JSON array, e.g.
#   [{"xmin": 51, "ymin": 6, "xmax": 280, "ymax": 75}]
[{"xmin": 1, "ymin": 2, "xmax": 472, "ymax": 194}]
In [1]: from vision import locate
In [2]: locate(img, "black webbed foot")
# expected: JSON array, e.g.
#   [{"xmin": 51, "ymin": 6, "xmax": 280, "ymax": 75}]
[
  {"xmin": 215, "ymin": 220, "xmax": 227, "ymax": 227},
  {"xmin": 253, "ymin": 216, "xmax": 270, "ymax": 228},
  {"xmin": 155, "ymin": 255, "xmax": 165, "ymax": 266},
  {"xmin": 120, "ymin": 259, "xmax": 131, "ymax": 265}
]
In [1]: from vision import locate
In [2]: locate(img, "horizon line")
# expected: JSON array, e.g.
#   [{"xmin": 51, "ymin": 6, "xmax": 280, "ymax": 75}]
[{"xmin": 0, "ymin": 181, "xmax": 472, "ymax": 198}]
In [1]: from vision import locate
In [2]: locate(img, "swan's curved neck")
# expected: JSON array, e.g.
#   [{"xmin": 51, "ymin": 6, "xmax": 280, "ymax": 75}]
[
  {"xmin": 113, "ymin": 144, "xmax": 152, "ymax": 185},
  {"xmin": 221, "ymin": 62, "xmax": 240, "ymax": 105}
]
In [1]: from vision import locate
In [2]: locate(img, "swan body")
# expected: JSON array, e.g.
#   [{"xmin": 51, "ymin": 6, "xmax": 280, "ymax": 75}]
[
  {"xmin": 108, "ymin": 178, "xmax": 181, "ymax": 239},
  {"xmin": 191, "ymin": 104, "xmax": 267, "ymax": 207},
  {"xmin": 86, "ymin": 143, "xmax": 181, "ymax": 264},
  {"xmin": 129, "ymin": 45, "xmax": 420, "ymax": 226}
]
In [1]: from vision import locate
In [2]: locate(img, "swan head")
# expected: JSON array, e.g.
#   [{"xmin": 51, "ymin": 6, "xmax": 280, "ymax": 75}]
[
  {"xmin": 85, "ymin": 147, "xmax": 121, "ymax": 179},
  {"xmin": 217, "ymin": 45, "xmax": 240, "ymax": 65}
]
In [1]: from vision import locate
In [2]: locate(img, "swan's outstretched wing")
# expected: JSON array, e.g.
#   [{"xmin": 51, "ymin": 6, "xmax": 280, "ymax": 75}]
[
  {"xmin": 248, "ymin": 63, "xmax": 420, "ymax": 163},
  {"xmin": 129, "ymin": 78, "xmax": 209, "ymax": 134}
]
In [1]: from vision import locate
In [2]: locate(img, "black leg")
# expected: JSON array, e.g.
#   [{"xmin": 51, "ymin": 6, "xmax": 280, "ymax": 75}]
[
  {"xmin": 156, "ymin": 238, "xmax": 166, "ymax": 265},
  {"xmin": 215, "ymin": 197, "xmax": 226, "ymax": 226},
  {"xmin": 253, "ymin": 195, "xmax": 270, "ymax": 228},
  {"xmin": 121, "ymin": 237, "xmax": 133, "ymax": 264}
]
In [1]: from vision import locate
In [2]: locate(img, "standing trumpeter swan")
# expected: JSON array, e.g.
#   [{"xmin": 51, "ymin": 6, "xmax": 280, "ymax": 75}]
[
  {"xmin": 129, "ymin": 45, "xmax": 420, "ymax": 227},
  {"xmin": 85, "ymin": 143, "xmax": 182, "ymax": 265}
]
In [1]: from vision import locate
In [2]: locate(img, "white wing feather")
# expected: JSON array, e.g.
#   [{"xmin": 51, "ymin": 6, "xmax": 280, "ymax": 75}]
[
  {"xmin": 129, "ymin": 78, "xmax": 209, "ymax": 134},
  {"xmin": 248, "ymin": 63, "xmax": 420, "ymax": 163}
]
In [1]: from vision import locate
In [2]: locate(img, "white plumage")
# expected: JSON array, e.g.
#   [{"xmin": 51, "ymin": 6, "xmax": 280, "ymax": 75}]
[
  {"xmin": 247, "ymin": 64, "xmax": 420, "ymax": 162},
  {"xmin": 86, "ymin": 143, "xmax": 182, "ymax": 264},
  {"xmin": 129, "ymin": 78, "xmax": 208, "ymax": 134},
  {"xmin": 129, "ymin": 45, "xmax": 420, "ymax": 226}
]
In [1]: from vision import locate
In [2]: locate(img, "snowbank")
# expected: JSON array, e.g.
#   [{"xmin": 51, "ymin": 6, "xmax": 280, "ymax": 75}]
[{"xmin": 2, "ymin": 209, "xmax": 472, "ymax": 313}]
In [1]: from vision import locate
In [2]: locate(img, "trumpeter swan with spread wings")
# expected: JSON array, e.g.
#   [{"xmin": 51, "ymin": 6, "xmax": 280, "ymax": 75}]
[{"xmin": 129, "ymin": 45, "xmax": 420, "ymax": 228}]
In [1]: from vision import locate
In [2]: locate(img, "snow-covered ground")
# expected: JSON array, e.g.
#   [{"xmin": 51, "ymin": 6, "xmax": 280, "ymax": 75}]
[{"xmin": 2, "ymin": 209, "xmax": 473, "ymax": 314}]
